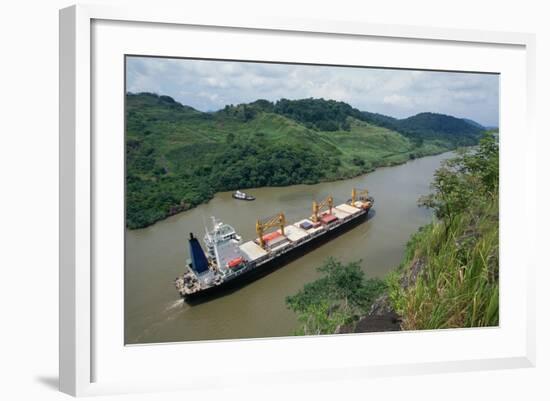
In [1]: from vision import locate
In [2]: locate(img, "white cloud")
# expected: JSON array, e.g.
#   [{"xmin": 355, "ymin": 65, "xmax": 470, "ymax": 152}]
[
  {"xmin": 382, "ymin": 94, "xmax": 413, "ymax": 107},
  {"xmin": 126, "ymin": 57, "xmax": 499, "ymax": 126}
]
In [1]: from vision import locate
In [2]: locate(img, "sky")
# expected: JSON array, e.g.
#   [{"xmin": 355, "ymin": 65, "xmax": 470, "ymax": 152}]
[{"xmin": 126, "ymin": 56, "xmax": 500, "ymax": 127}]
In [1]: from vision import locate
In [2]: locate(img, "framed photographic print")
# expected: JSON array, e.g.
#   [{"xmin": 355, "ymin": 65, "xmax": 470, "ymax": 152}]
[{"xmin": 59, "ymin": 4, "xmax": 536, "ymax": 396}]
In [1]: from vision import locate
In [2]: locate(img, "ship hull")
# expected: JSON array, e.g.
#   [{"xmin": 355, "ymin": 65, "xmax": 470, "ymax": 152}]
[{"xmin": 183, "ymin": 208, "xmax": 371, "ymax": 304}]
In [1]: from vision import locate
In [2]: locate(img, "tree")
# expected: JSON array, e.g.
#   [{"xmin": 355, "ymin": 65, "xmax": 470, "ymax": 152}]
[
  {"xmin": 419, "ymin": 131, "xmax": 499, "ymax": 226},
  {"xmin": 286, "ymin": 258, "xmax": 386, "ymax": 335}
]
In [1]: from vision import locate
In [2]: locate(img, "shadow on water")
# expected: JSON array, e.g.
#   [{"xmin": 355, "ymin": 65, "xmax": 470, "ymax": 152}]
[{"xmin": 367, "ymin": 208, "xmax": 376, "ymax": 221}]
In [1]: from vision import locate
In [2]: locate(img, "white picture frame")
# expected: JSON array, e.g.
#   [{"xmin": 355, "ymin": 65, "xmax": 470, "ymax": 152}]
[{"xmin": 59, "ymin": 3, "xmax": 536, "ymax": 397}]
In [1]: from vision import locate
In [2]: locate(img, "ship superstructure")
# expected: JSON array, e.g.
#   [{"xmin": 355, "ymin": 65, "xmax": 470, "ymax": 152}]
[{"xmin": 175, "ymin": 188, "xmax": 373, "ymax": 302}]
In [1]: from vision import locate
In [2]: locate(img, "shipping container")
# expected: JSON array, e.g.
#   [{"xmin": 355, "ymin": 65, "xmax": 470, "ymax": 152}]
[
  {"xmin": 227, "ymin": 256, "xmax": 245, "ymax": 268},
  {"xmin": 262, "ymin": 231, "xmax": 282, "ymax": 242},
  {"xmin": 300, "ymin": 221, "xmax": 313, "ymax": 230},
  {"xmin": 320, "ymin": 214, "xmax": 338, "ymax": 225}
]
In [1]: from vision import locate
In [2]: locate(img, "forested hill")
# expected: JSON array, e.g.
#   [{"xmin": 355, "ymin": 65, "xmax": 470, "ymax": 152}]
[
  {"xmin": 125, "ymin": 93, "xmax": 485, "ymax": 229},
  {"xmin": 361, "ymin": 110, "xmax": 483, "ymax": 146},
  {"xmin": 220, "ymin": 97, "xmax": 483, "ymax": 147}
]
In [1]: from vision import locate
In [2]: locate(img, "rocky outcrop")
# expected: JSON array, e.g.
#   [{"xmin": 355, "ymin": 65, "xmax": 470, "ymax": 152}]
[
  {"xmin": 353, "ymin": 294, "xmax": 401, "ymax": 333},
  {"xmin": 336, "ymin": 294, "xmax": 401, "ymax": 334},
  {"xmin": 399, "ymin": 256, "xmax": 426, "ymax": 289},
  {"xmin": 336, "ymin": 257, "xmax": 428, "ymax": 334}
]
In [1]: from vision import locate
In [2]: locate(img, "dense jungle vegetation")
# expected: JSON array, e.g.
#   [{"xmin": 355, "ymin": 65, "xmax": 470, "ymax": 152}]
[{"xmin": 126, "ymin": 93, "xmax": 485, "ymax": 229}]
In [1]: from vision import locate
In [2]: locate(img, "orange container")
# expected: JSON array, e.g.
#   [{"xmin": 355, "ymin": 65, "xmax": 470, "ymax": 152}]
[
  {"xmin": 262, "ymin": 231, "xmax": 282, "ymax": 242},
  {"xmin": 227, "ymin": 257, "xmax": 244, "ymax": 268}
]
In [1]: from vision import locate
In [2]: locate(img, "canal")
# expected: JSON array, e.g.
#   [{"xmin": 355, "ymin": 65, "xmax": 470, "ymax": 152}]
[{"xmin": 125, "ymin": 152, "xmax": 453, "ymax": 344}]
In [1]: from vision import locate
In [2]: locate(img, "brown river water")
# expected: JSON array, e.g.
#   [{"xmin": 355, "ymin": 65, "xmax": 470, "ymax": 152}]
[{"xmin": 125, "ymin": 152, "xmax": 452, "ymax": 344}]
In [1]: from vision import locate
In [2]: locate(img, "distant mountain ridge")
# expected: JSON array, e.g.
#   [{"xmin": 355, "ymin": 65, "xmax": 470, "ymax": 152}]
[
  {"xmin": 462, "ymin": 118, "xmax": 485, "ymax": 129},
  {"xmin": 129, "ymin": 93, "xmax": 486, "ymax": 144},
  {"xmin": 125, "ymin": 92, "xmax": 487, "ymax": 228},
  {"xmin": 361, "ymin": 111, "xmax": 484, "ymax": 146},
  {"xmin": 216, "ymin": 96, "xmax": 485, "ymax": 146}
]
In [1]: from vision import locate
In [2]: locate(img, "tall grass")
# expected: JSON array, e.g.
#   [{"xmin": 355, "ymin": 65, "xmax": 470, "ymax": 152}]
[{"xmin": 388, "ymin": 197, "xmax": 499, "ymax": 330}]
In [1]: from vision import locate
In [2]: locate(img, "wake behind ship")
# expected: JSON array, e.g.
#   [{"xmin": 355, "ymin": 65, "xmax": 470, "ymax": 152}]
[{"xmin": 175, "ymin": 188, "xmax": 373, "ymax": 303}]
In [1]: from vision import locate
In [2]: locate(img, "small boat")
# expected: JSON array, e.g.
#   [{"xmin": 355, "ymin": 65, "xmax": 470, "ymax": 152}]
[{"xmin": 232, "ymin": 190, "xmax": 255, "ymax": 201}]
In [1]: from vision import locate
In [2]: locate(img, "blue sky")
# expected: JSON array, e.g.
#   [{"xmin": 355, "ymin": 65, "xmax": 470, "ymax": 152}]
[{"xmin": 126, "ymin": 56, "xmax": 499, "ymax": 127}]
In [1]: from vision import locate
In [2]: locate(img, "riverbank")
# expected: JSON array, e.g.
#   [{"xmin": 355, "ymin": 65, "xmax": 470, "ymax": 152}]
[
  {"xmin": 285, "ymin": 133, "xmax": 499, "ymax": 335},
  {"xmin": 337, "ymin": 195, "xmax": 499, "ymax": 334},
  {"xmin": 127, "ymin": 145, "xmax": 453, "ymax": 230}
]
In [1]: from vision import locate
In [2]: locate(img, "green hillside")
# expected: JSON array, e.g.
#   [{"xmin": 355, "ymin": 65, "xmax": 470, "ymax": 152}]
[
  {"xmin": 361, "ymin": 110, "xmax": 483, "ymax": 146},
  {"xmin": 126, "ymin": 93, "xmax": 484, "ymax": 229}
]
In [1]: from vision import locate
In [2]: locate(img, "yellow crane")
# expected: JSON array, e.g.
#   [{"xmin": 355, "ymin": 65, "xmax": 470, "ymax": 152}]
[
  {"xmin": 311, "ymin": 195, "xmax": 334, "ymax": 223},
  {"xmin": 256, "ymin": 212, "xmax": 286, "ymax": 249},
  {"xmin": 350, "ymin": 187, "xmax": 371, "ymax": 208}
]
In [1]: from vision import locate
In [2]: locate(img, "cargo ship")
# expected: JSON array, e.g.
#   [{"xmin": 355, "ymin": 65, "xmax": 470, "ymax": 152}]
[{"xmin": 175, "ymin": 188, "xmax": 373, "ymax": 303}]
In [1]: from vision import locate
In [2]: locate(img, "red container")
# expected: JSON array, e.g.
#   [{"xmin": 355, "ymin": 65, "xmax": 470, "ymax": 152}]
[
  {"xmin": 227, "ymin": 257, "xmax": 244, "ymax": 268},
  {"xmin": 262, "ymin": 231, "xmax": 282, "ymax": 242},
  {"xmin": 320, "ymin": 214, "xmax": 338, "ymax": 225}
]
